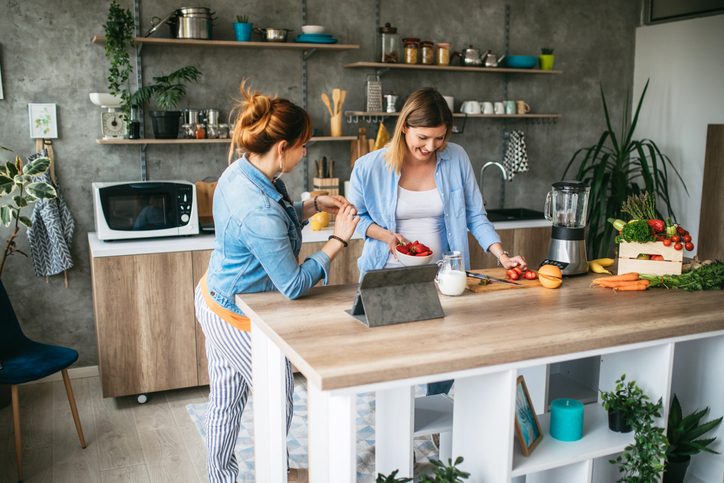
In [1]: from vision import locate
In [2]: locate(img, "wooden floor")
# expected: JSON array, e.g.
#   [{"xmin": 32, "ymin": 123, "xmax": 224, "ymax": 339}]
[{"xmin": 0, "ymin": 376, "xmax": 309, "ymax": 483}]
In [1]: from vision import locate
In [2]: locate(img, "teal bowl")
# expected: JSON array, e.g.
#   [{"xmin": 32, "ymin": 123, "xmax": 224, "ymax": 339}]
[{"xmin": 504, "ymin": 56, "xmax": 538, "ymax": 69}]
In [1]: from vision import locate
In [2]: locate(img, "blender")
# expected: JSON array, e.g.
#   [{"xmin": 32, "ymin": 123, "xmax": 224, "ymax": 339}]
[{"xmin": 542, "ymin": 181, "xmax": 590, "ymax": 276}]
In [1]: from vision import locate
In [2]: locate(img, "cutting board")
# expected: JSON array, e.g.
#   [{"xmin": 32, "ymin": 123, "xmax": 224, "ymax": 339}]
[{"xmin": 465, "ymin": 268, "xmax": 541, "ymax": 293}]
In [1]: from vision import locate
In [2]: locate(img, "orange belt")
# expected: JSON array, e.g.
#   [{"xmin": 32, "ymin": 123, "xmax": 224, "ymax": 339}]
[{"xmin": 200, "ymin": 272, "xmax": 251, "ymax": 332}]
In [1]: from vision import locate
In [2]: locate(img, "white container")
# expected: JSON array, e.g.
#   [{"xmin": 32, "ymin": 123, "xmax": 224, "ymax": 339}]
[{"xmin": 302, "ymin": 25, "xmax": 325, "ymax": 34}]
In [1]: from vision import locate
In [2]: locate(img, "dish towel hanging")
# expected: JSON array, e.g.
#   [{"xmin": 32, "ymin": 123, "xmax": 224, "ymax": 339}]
[
  {"xmin": 25, "ymin": 149, "xmax": 75, "ymax": 283},
  {"xmin": 502, "ymin": 130, "xmax": 529, "ymax": 181}
]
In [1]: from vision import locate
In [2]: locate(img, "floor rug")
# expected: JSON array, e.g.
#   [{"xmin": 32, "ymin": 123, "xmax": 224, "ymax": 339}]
[{"xmin": 187, "ymin": 384, "xmax": 441, "ymax": 482}]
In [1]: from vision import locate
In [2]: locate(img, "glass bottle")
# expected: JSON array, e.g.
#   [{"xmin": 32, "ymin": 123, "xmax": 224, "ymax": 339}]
[
  {"xmin": 420, "ymin": 41, "xmax": 434, "ymax": 65},
  {"xmin": 206, "ymin": 124, "xmax": 219, "ymax": 139},
  {"xmin": 403, "ymin": 38, "xmax": 420, "ymax": 64},
  {"xmin": 436, "ymin": 43, "xmax": 451, "ymax": 66},
  {"xmin": 218, "ymin": 123, "xmax": 229, "ymax": 139},
  {"xmin": 379, "ymin": 23, "xmax": 399, "ymax": 63},
  {"xmin": 195, "ymin": 123, "xmax": 206, "ymax": 139},
  {"xmin": 128, "ymin": 106, "xmax": 141, "ymax": 139}
]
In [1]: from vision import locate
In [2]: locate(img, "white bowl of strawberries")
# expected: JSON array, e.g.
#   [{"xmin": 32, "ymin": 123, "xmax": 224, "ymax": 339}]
[{"xmin": 395, "ymin": 240, "xmax": 434, "ymax": 267}]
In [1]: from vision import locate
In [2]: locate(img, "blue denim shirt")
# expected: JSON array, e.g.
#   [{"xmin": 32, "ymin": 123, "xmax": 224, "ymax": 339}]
[
  {"xmin": 347, "ymin": 142, "xmax": 501, "ymax": 276},
  {"xmin": 206, "ymin": 155, "xmax": 330, "ymax": 316}
]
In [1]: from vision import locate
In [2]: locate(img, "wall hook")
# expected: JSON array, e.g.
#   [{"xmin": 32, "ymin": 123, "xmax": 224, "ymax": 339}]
[
  {"xmin": 346, "ymin": 115, "xmax": 353, "ymax": 124},
  {"xmin": 353, "ymin": 116, "xmax": 359, "ymax": 123}
]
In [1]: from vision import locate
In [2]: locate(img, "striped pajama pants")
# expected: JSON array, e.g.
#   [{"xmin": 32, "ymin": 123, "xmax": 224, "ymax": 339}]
[{"xmin": 195, "ymin": 286, "xmax": 295, "ymax": 483}]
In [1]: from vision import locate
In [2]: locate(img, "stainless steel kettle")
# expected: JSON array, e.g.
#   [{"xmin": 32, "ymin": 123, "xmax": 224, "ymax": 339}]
[
  {"xmin": 460, "ymin": 45, "xmax": 483, "ymax": 67},
  {"xmin": 482, "ymin": 50, "xmax": 506, "ymax": 67}
]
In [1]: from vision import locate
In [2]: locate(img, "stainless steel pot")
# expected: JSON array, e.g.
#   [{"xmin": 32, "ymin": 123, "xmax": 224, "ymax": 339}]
[
  {"xmin": 145, "ymin": 7, "xmax": 217, "ymax": 39},
  {"xmin": 254, "ymin": 28, "xmax": 293, "ymax": 42}
]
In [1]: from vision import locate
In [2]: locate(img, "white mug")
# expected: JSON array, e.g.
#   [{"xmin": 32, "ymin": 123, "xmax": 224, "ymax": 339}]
[
  {"xmin": 442, "ymin": 95, "xmax": 454, "ymax": 112},
  {"xmin": 461, "ymin": 100, "xmax": 481, "ymax": 115},
  {"xmin": 494, "ymin": 102, "xmax": 505, "ymax": 114},
  {"xmin": 480, "ymin": 102, "xmax": 494, "ymax": 114}
]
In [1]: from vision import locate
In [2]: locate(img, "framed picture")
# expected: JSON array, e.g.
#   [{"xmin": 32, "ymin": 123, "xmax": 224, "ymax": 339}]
[
  {"xmin": 28, "ymin": 103, "xmax": 58, "ymax": 139},
  {"xmin": 514, "ymin": 375, "xmax": 543, "ymax": 456}
]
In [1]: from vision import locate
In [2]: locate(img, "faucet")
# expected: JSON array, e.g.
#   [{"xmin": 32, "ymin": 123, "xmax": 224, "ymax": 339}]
[{"xmin": 480, "ymin": 161, "xmax": 507, "ymax": 209}]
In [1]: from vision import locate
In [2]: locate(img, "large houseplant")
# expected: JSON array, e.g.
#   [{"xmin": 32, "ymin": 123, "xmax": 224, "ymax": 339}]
[
  {"xmin": 0, "ymin": 147, "xmax": 57, "ymax": 277},
  {"xmin": 562, "ymin": 80, "xmax": 687, "ymax": 259},
  {"xmin": 664, "ymin": 394, "xmax": 722, "ymax": 483},
  {"xmin": 103, "ymin": 0, "xmax": 135, "ymax": 123},
  {"xmin": 130, "ymin": 66, "xmax": 202, "ymax": 139}
]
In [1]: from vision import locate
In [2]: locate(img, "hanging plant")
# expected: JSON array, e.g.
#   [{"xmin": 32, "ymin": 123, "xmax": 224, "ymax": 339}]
[{"xmin": 103, "ymin": 0, "xmax": 135, "ymax": 121}]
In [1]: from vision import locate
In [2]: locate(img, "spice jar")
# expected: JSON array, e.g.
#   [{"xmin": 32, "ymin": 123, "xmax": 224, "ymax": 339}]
[
  {"xmin": 195, "ymin": 123, "xmax": 206, "ymax": 139},
  {"xmin": 436, "ymin": 43, "xmax": 451, "ymax": 66},
  {"xmin": 218, "ymin": 123, "xmax": 229, "ymax": 139},
  {"xmin": 206, "ymin": 123, "xmax": 219, "ymax": 139},
  {"xmin": 402, "ymin": 38, "xmax": 420, "ymax": 64},
  {"xmin": 420, "ymin": 41, "xmax": 434, "ymax": 65},
  {"xmin": 180, "ymin": 123, "xmax": 195, "ymax": 139},
  {"xmin": 379, "ymin": 23, "xmax": 399, "ymax": 63}
]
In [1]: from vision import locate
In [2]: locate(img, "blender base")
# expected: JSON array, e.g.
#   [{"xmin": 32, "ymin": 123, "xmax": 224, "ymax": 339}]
[{"xmin": 543, "ymin": 238, "xmax": 588, "ymax": 276}]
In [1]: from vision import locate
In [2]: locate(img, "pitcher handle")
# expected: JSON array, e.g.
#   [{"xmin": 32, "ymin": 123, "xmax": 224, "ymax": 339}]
[
  {"xmin": 434, "ymin": 259, "xmax": 444, "ymax": 284},
  {"xmin": 544, "ymin": 192, "xmax": 553, "ymax": 222}
]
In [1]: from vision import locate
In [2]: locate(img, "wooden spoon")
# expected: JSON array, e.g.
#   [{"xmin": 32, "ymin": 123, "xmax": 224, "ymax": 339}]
[
  {"xmin": 332, "ymin": 88, "xmax": 341, "ymax": 115},
  {"xmin": 338, "ymin": 90, "xmax": 346, "ymax": 115},
  {"xmin": 321, "ymin": 93, "xmax": 334, "ymax": 116}
]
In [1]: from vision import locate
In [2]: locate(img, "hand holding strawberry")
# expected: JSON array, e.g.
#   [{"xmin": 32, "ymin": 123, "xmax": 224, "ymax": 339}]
[{"xmin": 396, "ymin": 240, "xmax": 432, "ymax": 257}]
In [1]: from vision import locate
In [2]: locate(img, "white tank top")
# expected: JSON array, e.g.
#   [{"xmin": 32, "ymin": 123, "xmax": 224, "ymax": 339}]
[{"xmin": 384, "ymin": 187, "xmax": 449, "ymax": 268}]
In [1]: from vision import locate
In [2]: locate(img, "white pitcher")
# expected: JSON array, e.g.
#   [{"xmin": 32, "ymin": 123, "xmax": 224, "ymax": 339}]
[{"xmin": 435, "ymin": 250, "xmax": 467, "ymax": 296}]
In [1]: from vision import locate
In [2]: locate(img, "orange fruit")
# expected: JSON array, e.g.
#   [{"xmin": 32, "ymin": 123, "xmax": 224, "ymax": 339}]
[{"xmin": 538, "ymin": 264, "xmax": 563, "ymax": 289}]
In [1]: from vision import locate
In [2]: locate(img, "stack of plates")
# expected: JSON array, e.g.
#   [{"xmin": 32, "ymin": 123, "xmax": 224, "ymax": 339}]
[{"xmin": 294, "ymin": 33, "xmax": 338, "ymax": 44}]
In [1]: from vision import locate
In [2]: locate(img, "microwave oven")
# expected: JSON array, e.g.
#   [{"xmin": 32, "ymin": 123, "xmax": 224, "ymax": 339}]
[{"xmin": 93, "ymin": 181, "xmax": 199, "ymax": 241}]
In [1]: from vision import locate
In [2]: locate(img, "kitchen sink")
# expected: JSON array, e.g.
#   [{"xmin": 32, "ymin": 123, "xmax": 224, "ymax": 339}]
[{"xmin": 485, "ymin": 208, "xmax": 545, "ymax": 222}]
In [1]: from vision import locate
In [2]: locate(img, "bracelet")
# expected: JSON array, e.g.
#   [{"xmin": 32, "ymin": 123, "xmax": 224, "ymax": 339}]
[
  {"xmin": 496, "ymin": 250, "xmax": 510, "ymax": 266},
  {"xmin": 313, "ymin": 196, "xmax": 321, "ymax": 213},
  {"xmin": 328, "ymin": 235, "xmax": 348, "ymax": 248}
]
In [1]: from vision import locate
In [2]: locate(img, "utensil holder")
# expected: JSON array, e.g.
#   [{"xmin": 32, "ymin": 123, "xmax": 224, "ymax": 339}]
[
  {"xmin": 313, "ymin": 177, "xmax": 339, "ymax": 221},
  {"xmin": 330, "ymin": 112, "xmax": 342, "ymax": 137}
]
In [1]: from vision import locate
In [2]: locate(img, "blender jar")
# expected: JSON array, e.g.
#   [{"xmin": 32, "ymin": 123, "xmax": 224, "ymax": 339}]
[{"xmin": 544, "ymin": 181, "xmax": 590, "ymax": 228}]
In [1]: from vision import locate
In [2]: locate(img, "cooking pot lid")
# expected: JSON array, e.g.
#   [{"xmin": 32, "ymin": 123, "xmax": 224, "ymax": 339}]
[
  {"xmin": 144, "ymin": 10, "xmax": 177, "ymax": 37},
  {"xmin": 552, "ymin": 181, "xmax": 590, "ymax": 192},
  {"xmin": 178, "ymin": 6, "xmax": 213, "ymax": 14}
]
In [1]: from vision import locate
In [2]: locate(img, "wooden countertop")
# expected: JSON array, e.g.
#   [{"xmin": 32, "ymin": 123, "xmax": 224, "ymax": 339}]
[{"xmin": 236, "ymin": 271, "xmax": 724, "ymax": 391}]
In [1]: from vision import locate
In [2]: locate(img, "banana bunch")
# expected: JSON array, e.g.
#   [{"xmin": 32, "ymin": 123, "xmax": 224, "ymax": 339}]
[{"xmin": 589, "ymin": 258, "xmax": 615, "ymax": 274}]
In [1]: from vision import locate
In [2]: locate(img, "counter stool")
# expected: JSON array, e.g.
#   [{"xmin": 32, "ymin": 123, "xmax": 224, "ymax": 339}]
[{"xmin": 414, "ymin": 394, "xmax": 453, "ymax": 463}]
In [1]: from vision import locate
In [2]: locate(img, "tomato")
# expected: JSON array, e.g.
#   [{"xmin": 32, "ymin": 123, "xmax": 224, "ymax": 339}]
[
  {"xmin": 663, "ymin": 238, "xmax": 672, "ymax": 247},
  {"xmin": 650, "ymin": 255, "xmax": 665, "ymax": 261},
  {"xmin": 685, "ymin": 242, "xmax": 694, "ymax": 251},
  {"xmin": 524, "ymin": 271, "xmax": 537, "ymax": 280},
  {"xmin": 657, "ymin": 235, "xmax": 666, "ymax": 242},
  {"xmin": 677, "ymin": 226, "xmax": 685, "ymax": 235},
  {"xmin": 671, "ymin": 235, "xmax": 681, "ymax": 243},
  {"xmin": 674, "ymin": 243, "xmax": 683, "ymax": 251},
  {"xmin": 684, "ymin": 230, "xmax": 689, "ymax": 236},
  {"xmin": 506, "ymin": 269, "xmax": 520, "ymax": 280},
  {"xmin": 683, "ymin": 235, "xmax": 692, "ymax": 243}
]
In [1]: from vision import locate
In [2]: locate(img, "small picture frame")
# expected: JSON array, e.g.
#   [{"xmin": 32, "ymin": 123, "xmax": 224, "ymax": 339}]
[
  {"xmin": 514, "ymin": 375, "xmax": 543, "ymax": 456},
  {"xmin": 28, "ymin": 103, "xmax": 58, "ymax": 139}
]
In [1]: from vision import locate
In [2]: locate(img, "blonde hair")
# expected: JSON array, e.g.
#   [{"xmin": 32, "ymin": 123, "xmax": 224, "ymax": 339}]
[
  {"xmin": 228, "ymin": 79, "xmax": 313, "ymax": 164},
  {"xmin": 383, "ymin": 87, "xmax": 454, "ymax": 174}
]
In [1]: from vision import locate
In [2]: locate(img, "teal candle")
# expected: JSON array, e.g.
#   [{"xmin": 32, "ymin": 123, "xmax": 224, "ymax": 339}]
[{"xmin": 550, "ymin": 398, "xmax": 584, "ymax": 442}]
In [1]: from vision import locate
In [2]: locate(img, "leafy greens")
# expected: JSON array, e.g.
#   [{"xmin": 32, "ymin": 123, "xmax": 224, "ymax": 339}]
[{"xmin": 640, "ymin": 261, "xmax": 724, "ymax": 291}]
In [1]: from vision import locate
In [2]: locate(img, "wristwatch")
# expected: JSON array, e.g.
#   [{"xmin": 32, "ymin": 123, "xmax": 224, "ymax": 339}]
[{"xmin": 496, "ymin": 250, "xmax": 511, "ymax": 266}]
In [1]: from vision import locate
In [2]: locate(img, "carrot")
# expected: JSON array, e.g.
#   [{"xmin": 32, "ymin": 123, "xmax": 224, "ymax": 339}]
[
  {"xmin": 592, "ymin": 273, "xmax": 639, "ymax": 284},
  {"xmin": 594, "ymin": 280, "xmax": 650, "ymax": 288},
  {"xmin": 614, "ymin": 284, "xmax": 649, "ymax": 291}
]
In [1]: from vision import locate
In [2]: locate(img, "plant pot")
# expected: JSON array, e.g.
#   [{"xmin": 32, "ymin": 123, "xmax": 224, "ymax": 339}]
[
  {"xmin": 663, "ymin": 457, "xmax": 690, "ymax": 483},
  {"xmin": 608, "ymin": 410, "xmax": 633, "ymax": 433},
  {"xmin": 538, "ymin": 54, "xmax": 555, "ymax": 70},
  {"xmin": 234, "ymin": 22, "xmax": 253, "ymax": 42},
  {"xmin": 150, "ymin": 111, "xmax": 182, "ymax": 139}
]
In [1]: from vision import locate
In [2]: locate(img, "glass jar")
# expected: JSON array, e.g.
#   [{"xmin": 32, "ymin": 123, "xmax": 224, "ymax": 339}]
[
  {"xmin": 402, "ymin": 38, "xmax": 420, "ymax": 64},
  {"xmin": 420, "ymin": 41, "xmax": 434, "ymax": 65},
  {"xmin": 195, "ymin": 123, "xmax": 206, "ymax": 139},
  {"xmin": 379, "ymin": 23, "xmax": 399, "ymax": 63},
  {"xmin": 436, "ymin": 43, "xmax": 451, "ymax": 66},
  {"xmin": 206, "ymin": 124, "xmax": 219, "ymax": 139},
  {"xmin": 180, "ymin": 123, "xmax": 195, "ymax": 139},
  {"xmin": 218, "ymin": 123, "xmax": 229, "ymax": 139}
]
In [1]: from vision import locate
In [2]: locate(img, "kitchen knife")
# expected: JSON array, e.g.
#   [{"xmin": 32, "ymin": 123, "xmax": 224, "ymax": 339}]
[
  {"xmin": 322, "ymin": 156, "xmax": 327, "ymax": 177},
  {"xmin": 465, "ymin": 271, "xmax": 523, "ymax": 287}
]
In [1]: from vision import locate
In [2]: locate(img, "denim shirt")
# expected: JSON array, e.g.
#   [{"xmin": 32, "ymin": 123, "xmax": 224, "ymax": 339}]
[
  {"xmin": 206, "ymin": 155, "xmax": 330, "ymax": 316},
  {"xmin": 347, "ymin": 142, "xmax": 501, "ymax": 276}
]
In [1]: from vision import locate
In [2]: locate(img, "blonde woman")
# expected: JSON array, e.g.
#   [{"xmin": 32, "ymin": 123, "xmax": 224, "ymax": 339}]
[
  {"xmin": 347, "ymin": 87, "xmax": 525, "ymax": 397},
  {"xmin": 195, "ymin": 81, "xmax": 358, "ymax": 481}
]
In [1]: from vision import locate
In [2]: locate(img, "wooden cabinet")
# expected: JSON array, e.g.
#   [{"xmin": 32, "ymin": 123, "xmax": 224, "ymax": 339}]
[
  {"xmin": 192, "ymin": 250, "xmax": 212, "ymax": 386},
  {"xmin": 468, "ymin": 226, "xmax": 552, "ymax": 269}
]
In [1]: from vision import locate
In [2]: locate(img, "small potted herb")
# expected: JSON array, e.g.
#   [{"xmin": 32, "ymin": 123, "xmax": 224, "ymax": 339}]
[
  {"xmin": 664, "ymin": 394, "xmax": 722, "ymax": 483},
  {"xmin": 539, "ymin": 47, "xmax": 554, "ymax": 70},
  {"xmin": 130, "ymin": 66, "xmax": 202, "ymax": 139},
  {"xmin": 234, "ymin": 15, "xmax": 253, "ymax": 42},
  {"xmin": 376, "ymin": 469, "xmax": 412, "ymax": 483},
  {"xmin": 418, "ymin": 457, "xmax": 470, "ymax": 483},
  {"xmin": 600, "ymin": 374, "xmax": 646, "ymax": 433}
]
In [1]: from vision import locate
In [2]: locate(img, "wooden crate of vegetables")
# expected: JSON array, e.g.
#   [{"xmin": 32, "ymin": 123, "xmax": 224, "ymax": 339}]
[{"xmin": 611, "ymin": 193, "xmax": 691, "ymax": 277}]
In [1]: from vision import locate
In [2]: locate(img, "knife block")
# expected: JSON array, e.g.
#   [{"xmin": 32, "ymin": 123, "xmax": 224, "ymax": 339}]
[{"xmin": 313, "ymin": 177, "xmax": 339, "ymax": 221}]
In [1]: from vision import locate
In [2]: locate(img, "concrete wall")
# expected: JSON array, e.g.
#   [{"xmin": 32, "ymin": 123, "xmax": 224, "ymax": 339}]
[
  {"xmin": 0, "ymin": 0, "xmax": 640, "ymax": 367},
  {"xmin": 633, "ymin": 14, "xmax": 724, "ymax": 255}
]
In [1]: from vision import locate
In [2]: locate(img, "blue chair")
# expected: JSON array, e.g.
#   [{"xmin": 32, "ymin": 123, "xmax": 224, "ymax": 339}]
[{"xmin": 0, "ymin": 280, "xmax": 86, "ymax": 482}]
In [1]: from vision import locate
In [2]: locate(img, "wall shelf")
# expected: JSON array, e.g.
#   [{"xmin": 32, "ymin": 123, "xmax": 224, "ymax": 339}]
[
  {"xmin": 343, "ymin": 61, "xmax": 561, "ymax": 75},
  {"xmin": 91, "ymin": 36, "xmax": 359, "ymax": 52},
  {"xmin": 95, "ymin": 136, "xmax": 357, "ymax": 145}
]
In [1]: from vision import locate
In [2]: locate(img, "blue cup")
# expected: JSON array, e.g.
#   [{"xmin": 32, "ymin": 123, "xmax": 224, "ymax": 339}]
[
  {"xmin": 505, "ymin": 100, "xmax": 516, "ymax": 115},
  {"xmin": 234, "ymin": 23, "xmax": 253, "ymax": 42}
]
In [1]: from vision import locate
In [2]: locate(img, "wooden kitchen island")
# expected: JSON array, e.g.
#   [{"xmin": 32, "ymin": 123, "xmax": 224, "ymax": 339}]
[{"xmin": 237, "ymin": 271, "xmax": 724, "ymax": 483}]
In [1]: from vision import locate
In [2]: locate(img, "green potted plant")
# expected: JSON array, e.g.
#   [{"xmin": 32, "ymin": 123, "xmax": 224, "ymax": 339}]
[
  {"xmin": 418, "ymin": 457, "xmax": 471, "ymax": 482},
  {"xmin": 376, "ymin": 469, "xmax": 412, "ymax": 483},
  {"xmin": 539, "ymin": 47, "xmax": 554, "ymax": 70},
  {"xmin": 0, "ymin": 147, "xmax": 57, "ymax": 277},
  {"xmin": 130, "ymin": 66, "xmax": 203, "ymax": 139},
  {"xmin": 600, "ymin": 374, "xmax": 646, "ymax": 433},
  {"xmin": 602, "ymin": 375, "xmax": 668, "ymax": 483},
  {"xmin": 664, "ymin": 394, "xmax": 722, "ymax": 483},
  {"xmin": 234, "ymin": 15, "xmax": 253, "ymax": 42},
  {"xmin": 102, "ymin": 0, "xmax": 135, "ymax": 125},
  {"xmin": 562, "ymin": 79, "xmax": 687, "ymax": 259}
]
